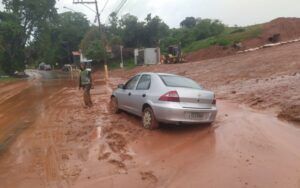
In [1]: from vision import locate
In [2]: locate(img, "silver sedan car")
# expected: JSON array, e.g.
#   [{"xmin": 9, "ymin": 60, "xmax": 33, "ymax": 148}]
[{"xmin": 110, "ymin": 73, "xmax": 217, "ymax": 129}]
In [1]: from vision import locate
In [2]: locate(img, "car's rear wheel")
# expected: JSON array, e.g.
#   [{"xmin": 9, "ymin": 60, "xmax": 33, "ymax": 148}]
[
  {"xmin": 110, "ymin": 97, "xmax": 120, "ymax": 114},
  {"xmin": 143, "ymin": 107, "xmax": 159, "ymax": 129}
]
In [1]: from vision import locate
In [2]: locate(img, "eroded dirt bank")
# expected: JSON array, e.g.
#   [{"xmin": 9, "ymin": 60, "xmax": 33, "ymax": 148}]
[
  {"xmin": 0, "ymin": 69, "xmax": 299, "ymax": 188},
  {"xmin": 186, "ymin": 17, "xmax": 300, "ymax": 62},
  {"xmin": 112, "ymin": 41, "xmax": 300, "ymax": 123}
]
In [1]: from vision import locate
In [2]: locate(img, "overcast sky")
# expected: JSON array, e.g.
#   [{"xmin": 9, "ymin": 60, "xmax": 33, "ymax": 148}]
[{"xmin": 1, "ymin": 0, "xmax": 300, "ymax": 27}]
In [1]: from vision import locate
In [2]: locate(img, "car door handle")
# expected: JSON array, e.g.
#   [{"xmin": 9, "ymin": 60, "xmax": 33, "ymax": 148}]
[
  {"xmin": 142, "ymin": 94, "xmax": 146, "ymax": 98},
  {"xmin": 128, "ymin": 92, "xmax": 131, "ymax": 96}
]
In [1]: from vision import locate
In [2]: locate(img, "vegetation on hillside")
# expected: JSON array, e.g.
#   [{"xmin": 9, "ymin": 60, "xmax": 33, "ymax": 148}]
[
  {"xmin": 183, "ymin": 25, "xmax": 262, "ymax": 52},
  {"xmin": 0, "ymin": 0, "xmax": 264, "ymax": 74}
]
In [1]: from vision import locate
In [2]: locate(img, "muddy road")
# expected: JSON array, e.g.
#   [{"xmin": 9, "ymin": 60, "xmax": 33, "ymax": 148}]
[
  {"xmin": 0, "ymin": 71, "xmax": 76, "ymax": 151},
  {"xmin": 0, "ymin": 71, "xmax": 300, "ymax": 188}
]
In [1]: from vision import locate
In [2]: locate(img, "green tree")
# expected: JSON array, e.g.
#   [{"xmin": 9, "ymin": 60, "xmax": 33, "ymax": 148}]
[
  {"xmin": 193, "ymin": 19, "xmax": 225, "ymax": 40},
  {"xmin": 120, "ymin": 14, "xmax": 144, "ymax": 48},
  {"xmin": 3, "ymin": 0, "xmax": 57, "ymax": 46},
  {"xmin": 0, "ymin": 12, "xmax": 24, "ymax": 74},
  {"xmin": 80, "ymin": 26, "xmax": 101, "ymax": 55},
  {"xmin": 1, "ymin": 0, "xmax": 57, "ymax": 73},
  {"xmin": 180, "ymin": 17, "xmax": 197, "ymax": 28},
  {"xmin": 107, "ymin": 12, "xmax": 122, "ymax": 45},
  {"xmin": 108, "ymin": 12, "xmax": 121, "ymax": 37},
  {"xmin": 85, "ymin": 40, "xmax": 106, "ymax": 62},
  {"xmin": 58, "ymin": 12, "xmax": 90, "ymax": 54},
  {"xmin": 144, "ymin": 14, "xmax": 169, "ymax": 47},
  {"xmin": 33, "ymin": 12, "xmax": 90, "ymax": 66},
  {"xmin": 80, "ymin": 26, "xmax": 108, "ymax": 62}
]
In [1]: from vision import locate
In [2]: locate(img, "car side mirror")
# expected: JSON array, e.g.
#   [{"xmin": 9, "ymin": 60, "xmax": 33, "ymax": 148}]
[{"xmin": 118, "ymin": 84, "xmax": 125, "ymax": 89}]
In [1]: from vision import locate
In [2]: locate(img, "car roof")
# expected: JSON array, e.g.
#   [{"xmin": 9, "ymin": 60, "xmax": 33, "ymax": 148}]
[{"xmin": 138, "ymin": 72, "xmax": 177, "ymax": 76}]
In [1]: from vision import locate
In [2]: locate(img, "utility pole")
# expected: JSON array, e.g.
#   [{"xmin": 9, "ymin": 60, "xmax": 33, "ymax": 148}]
[
  {"xmin": 73, "ymin": 0, "xmax": 109, "ymax": 82},
  {"xmin": 94, "ymin": 1, "xmax": 101, "ymax": 33},
  {"xmin": 120, "ymin": 45, "xmax": 124, "ymax": 68}
]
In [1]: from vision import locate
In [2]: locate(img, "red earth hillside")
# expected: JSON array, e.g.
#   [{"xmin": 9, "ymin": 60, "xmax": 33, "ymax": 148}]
[{"xmin": 186, "ymin": 17, "xmax": 300, "ymax": 62}]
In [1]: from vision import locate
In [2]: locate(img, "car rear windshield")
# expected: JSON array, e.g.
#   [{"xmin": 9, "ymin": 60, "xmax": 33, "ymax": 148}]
[{"xmin": 159, "ymin": 75, "xmax": 202, "ymax": 89}]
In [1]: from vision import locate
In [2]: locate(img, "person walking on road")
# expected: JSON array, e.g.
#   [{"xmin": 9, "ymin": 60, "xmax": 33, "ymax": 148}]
[{"xmin": 79, "ymin": 62, "xmax": 93, "ymax": 107}]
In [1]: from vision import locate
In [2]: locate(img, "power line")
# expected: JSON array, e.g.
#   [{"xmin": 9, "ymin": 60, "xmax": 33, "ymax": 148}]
[
  {"xmin": 81, "ymin": 4, "xmax": 97, "ymax": 13},
  {"xmin": 113, "ymin": 0, "xmax": 127, "ymax": 16},
  {"xmin": 110, "ymin": 0, "xmax": 122, "ymax": 13},
  {"xmin": 80, "ymin": 3, "xmax": 98, "ymax": 23},
  {"xmin": 105, "ymin": 0, "xmax": 127, "ymax": 24},
  {"xmin": 73, "ymin": 0, "xmax": 109, "ymax": 81},
  {"xmin": 63, "ymin": 6, "xmax": 77, "ymax": 12},
  {"xmin": 100, "ymin": 0, "xmax": 110, "ymax": 14}
]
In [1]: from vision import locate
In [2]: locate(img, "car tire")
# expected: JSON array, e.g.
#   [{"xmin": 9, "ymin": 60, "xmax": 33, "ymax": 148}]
[
  {"xmin": 206, "ymin": 122, "xmax": 213, "ymax": 126},
  {"xmin": 110, "ymin": 97, "xmax": 120, "ymax": 114},
  {"xmin": 143, "ymin": 107, "xmax": 159, "ymax": 129}
]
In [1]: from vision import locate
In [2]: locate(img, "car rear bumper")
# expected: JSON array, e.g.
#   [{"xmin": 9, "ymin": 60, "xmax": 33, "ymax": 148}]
[{"xmin": 152, "ymin": 103, "xmax": 217, "ymax": 124}]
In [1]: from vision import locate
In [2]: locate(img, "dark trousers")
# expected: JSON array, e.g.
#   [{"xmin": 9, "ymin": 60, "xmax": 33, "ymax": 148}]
[{"xmin": 83, "ymin": 84, "xmax": 92, "ymax": 107}]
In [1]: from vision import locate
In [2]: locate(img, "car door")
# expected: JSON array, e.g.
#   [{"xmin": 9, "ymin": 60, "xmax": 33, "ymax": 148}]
[
  {"xmin": 130, "ymin": 74, "xmax": 152, "ymax": 116},
  {"xmin": 118, "ymin": 75, "xmax": 140, "ymax": 112}
]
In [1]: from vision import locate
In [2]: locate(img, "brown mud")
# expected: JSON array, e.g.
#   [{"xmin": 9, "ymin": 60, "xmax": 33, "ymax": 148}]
[{"xmin": 0, "ymin": 65, "xmax": 299, "ymax": 187}]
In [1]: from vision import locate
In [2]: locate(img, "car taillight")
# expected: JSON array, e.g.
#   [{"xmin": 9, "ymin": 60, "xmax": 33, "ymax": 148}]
[
  {"xmin": 159, "ymin": 91, "xmax": 180, "ymax": 102},
  {"xmin": 212, "ymin": 95, "xmax": 216, "ymax": 105}
]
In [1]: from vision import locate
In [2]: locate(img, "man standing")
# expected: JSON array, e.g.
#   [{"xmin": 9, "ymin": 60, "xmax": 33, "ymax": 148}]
[{"xmin": 79, "ymin": 62, "xmax": 93, "ymax": 107}]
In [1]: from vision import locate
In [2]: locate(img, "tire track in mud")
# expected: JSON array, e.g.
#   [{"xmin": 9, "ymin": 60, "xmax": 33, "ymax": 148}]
[
  {"xmin": 42, "ymin": 88, "xmax": 91, "ymax": 187},
  {"xmin": 93, "ymin": 110, "xmax": 142, "ymax": 173},
  {"xmin": 29, "ymin": 87, "xmax": 72, "ymax": 188}
]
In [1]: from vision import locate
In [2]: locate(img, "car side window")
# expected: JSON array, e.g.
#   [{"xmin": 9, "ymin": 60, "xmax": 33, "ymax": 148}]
[
  {"xmin": 136, "ymin": 75, "xmax": 151, "ymax": 90},
  {"xmin": 124, "ymin": 75, "xmax": 140, "ymax": 90}
]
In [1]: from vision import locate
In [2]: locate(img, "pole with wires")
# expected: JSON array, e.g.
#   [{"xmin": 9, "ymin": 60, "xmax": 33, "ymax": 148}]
[
  {"xmin": 120, "ymin": 45, "xmax": 124, "ymax": 68},
  {"xmin": 73, "ymin": 0, "xmax": 109, "ymax": 82},
  {"xmin": 109, "ymin": 0, "xmax": 127, "ymax": 69}
]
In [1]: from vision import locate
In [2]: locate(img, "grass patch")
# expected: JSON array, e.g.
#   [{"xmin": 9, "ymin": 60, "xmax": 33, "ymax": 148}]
[
  {"xmin": 108, "ymin": 58, "xmax": 136, "ymax": 70},
  {"xmin": 183, "ymin": 24, "xmax": 263, "ymax": 53},
  {"xmin": 0, "ymin": 76, "xmax": 18, "ymax": 83}
]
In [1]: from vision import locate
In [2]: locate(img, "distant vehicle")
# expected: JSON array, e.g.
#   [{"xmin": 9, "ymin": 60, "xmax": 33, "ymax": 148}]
[
  {"xmin": 110, "ymin": 73, "xmax": 217, "ymax": 129},
  {"xmin": 163, "ymin": 44, "xmax": 185, "ymax": 64},
  {"xmin": 13, "ymin": 71, "xmax": 28, "ymax": 78},
  {"xmin": 44, "ymin": 65, "xmax": 52, "ymax": 71},
  {"xmin": 38, "ymin": 63, "xmax": 52, "ymax": 71},
  {"xmin": 62, "ymin": 64, "xmax": 72, "ymax": 72}
]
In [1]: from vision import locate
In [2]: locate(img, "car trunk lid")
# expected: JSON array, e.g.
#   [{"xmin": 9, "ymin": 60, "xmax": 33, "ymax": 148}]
[{"xmin": 174, "ymin": 87, "xmax": 215, "ymax": 109}]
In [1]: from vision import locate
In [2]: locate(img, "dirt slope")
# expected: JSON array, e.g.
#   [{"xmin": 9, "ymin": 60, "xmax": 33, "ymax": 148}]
[
  {"xmin": 185, "ymin": 45, "xmax": 236, "ymax": 63},
  {"xmin": 186, "ymin": 17, "xmax": 300, "ymax": 62},
  {"xmin": 112, "ymin": 41, "xmax": 300, "ymax": 123},
  {"xmin": 244, "ymin": 17, "xmax": 300, "ymax": 48},
  {"xmin": 263, "ymin": 17, "xmax": 300, "ymax": 41}
]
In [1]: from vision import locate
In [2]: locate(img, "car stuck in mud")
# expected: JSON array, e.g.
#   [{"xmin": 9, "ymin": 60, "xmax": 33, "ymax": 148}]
[
  {"xmin": 2, "ymin": 0, "xmax": 300, "ymax": 186},
  {"xmin": 110, "ymin": 73, "xmax": 218, "ymax": 129}
]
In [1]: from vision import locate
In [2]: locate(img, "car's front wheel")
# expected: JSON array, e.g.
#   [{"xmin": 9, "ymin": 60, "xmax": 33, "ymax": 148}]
[
  {"xmin": 143, "ymin": 107, "xmax": 159, "ymax": 129},
  {"xmin": 110, "ymin": 97, "xmax": 120, "ymax": 114}
]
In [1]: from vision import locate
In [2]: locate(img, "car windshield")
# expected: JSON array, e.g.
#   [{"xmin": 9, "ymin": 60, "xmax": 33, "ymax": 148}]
[{"xmin": 159, "ymin": 75, "xmax": 202, "ymax": 89}]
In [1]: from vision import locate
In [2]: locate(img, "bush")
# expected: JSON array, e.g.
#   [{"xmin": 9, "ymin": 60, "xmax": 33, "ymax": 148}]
[
  {"xmin": 108, "ymin": 58, "xmax": 136, "ymax": 70},
  {"xmin": 216, "ymin": 38, "xmax": 231, "ymax": 46},
  {"xmin": 230, "ymin": 28, "xmax": 246, "ymax": 34}
]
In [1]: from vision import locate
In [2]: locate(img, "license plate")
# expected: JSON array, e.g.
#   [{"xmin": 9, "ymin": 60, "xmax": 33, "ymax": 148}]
[{"xmin": 185, "ymin": 112, "xmax": 207, "ymax": 120}]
